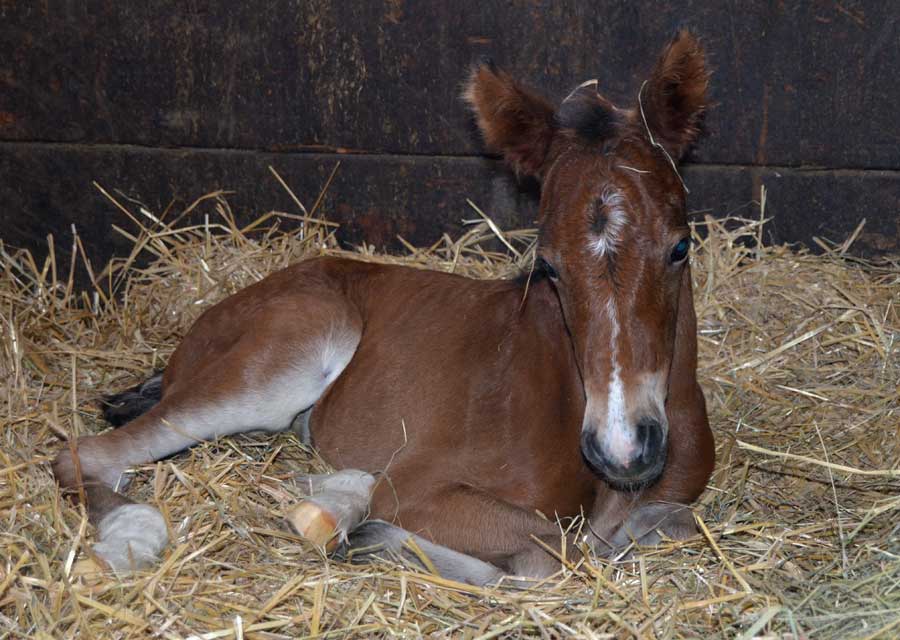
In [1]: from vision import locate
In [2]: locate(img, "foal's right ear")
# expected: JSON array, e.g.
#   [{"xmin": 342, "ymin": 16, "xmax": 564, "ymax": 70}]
[
  {"xmin": 639, "ymin": 30, "xmax": 710, "ymax": 159},
  {"xmin": 463, "ymin": 62, "xmax": 557, "ymax": 178}
]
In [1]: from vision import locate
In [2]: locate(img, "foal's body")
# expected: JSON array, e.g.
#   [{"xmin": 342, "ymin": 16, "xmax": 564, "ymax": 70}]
[
  {"xmin": 54, "ymin": 30, "xmax": 716, "ymax": 583},
  {"xmin": 55, "ymin": 254, "xmax": 710, "ymax": 577},
  {"xmin": 186, "ymin": 259, "xmax": 593, "ymax": 555},
  {"xmin": 309, "ymin": 260, "xmax": 591, "ymax": 523},
  {"xmin": 312, "ymin": 259, "xmax": 711, "ymax": 570}
]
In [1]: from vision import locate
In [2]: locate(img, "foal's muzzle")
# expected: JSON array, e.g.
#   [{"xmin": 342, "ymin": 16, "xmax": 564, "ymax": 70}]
[{"xmin": 581, "ymin": 418, "xmax": 667, "ymax": 490}]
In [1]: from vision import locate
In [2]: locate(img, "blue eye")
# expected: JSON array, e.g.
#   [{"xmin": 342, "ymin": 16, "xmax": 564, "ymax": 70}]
[{"xmin": 670, "ymin": 238, "xmax": 690, "ymax": 263}]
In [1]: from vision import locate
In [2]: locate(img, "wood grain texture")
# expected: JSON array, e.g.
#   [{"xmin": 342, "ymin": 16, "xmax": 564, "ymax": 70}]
[{"xmin": 1, "ymin": 1, "xmax": 896, "ymax": 167}]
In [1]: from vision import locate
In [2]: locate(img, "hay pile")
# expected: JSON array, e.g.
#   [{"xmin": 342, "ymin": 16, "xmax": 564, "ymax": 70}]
[{"xmin": 1, "ymin": 182, "xmax": 898, "ymax": 639}]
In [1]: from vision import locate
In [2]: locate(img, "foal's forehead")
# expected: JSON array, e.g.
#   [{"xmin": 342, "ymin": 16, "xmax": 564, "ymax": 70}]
[
  {"xmin": 552, "ymin": 145, "xmax": 684, "ymax": 211},
  {"xmin": 541, "ymin": 159, "xmax": 688, "ymax": 259}
]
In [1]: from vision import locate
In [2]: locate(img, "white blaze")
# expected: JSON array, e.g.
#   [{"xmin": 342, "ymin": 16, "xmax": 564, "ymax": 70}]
[{"xmin": 601, "ymin": 297, "xmax": 638, "ymax": 465}]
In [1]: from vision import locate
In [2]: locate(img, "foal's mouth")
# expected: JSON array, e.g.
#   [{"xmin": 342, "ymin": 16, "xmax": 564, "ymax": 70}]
[
  {"xmin": 592, "ymin": 457, "xmax": 667, "ymax": 492},
  {"xmin": 580, "ymin": 430, "xmax": 667, "ymax": 492}
]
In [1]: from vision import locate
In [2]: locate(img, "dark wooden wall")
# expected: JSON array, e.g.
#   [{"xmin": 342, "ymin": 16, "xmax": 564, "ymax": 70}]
[{"xmin": 2, "ymin": 1, "xmax": 898, "ymax": 277}]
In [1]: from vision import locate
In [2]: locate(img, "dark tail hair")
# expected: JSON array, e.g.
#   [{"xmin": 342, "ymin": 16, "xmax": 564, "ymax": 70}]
[{"xmin": 101, "ymin": 372, "xmax": 164, "ymax": 426}]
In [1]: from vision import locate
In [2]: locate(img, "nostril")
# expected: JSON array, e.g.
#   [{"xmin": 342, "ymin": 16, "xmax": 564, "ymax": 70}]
[
  {"xmin": 580, "ymin": 431, "xmax": 611, "ymax": 473},
  {"xmin": 637, "ymin": 418, "xmax": 663, "ymax": 463},
  {"xmin": 580, "ymin": 432, "xmax": 601, "ymax": 461}
]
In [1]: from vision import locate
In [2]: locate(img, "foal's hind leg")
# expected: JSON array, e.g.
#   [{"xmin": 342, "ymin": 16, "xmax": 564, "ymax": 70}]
[{"xmin": 53, "ymin": 292, "xmax": 361, "ymax": 573}]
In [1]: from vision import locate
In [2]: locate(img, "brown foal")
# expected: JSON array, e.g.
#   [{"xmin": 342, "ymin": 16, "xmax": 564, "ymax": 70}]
[{"xmin": 53, "ymin": 30, "xmax": 715, "ymax": 585}]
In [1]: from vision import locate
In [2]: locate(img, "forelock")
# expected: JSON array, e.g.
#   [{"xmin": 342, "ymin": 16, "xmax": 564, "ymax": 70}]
[{"xmin": 556, "ymin": 86, "xmax": 622, "ymax": 145}]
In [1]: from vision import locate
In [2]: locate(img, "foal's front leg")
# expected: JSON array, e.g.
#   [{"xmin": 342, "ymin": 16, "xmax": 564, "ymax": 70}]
[
  {"xmin": 342, "ymin": 520, "xmax": 509, "ymax": 586},
  {"xmin": 282, "ymin": 473, "xmax": 515, "ymax": 586},
  {"xmin": 339, "ymin": 485, "xmax": 577, "ymax": 586}
]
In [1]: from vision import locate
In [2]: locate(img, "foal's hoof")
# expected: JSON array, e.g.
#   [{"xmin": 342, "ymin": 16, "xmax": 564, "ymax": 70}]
[
  {"xmin": 287, "ymin": 469, "xmax": 375, "ymax": 550},
  {"xmin": 340, "ymin": 520, "xmax": 507, "ymax": 587},
  {"xmin": 92, "ymin": 504, "xmax": 169, "ymax": 574},
  {"xmin": 287, "ymin": 500, "xmax": 341, "ymax": 551},
  {"xmin": 601, "ymin": 502, "xmax": 697, "ymax": 556}
]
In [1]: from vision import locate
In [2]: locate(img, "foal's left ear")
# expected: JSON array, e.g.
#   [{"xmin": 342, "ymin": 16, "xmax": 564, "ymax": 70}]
[
  {"xmin": 640, "ymin": 30, "xmax": 710, "ymax": 159},
  {"xmin": 463, "ymin": 62, "xmax": 557, "ymax": 177}
]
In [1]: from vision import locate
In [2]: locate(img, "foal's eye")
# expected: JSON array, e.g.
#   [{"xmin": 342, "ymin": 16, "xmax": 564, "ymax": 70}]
[
  {"xmin": 670, "ymin": 238, "xmax": 690, "ymax": 263},
  {"xmin": 538, "ymin": 257, "xmax": 559, "ymax": 280}
]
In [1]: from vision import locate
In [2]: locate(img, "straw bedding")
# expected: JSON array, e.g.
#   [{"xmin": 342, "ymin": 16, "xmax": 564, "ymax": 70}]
[{"xmin": 1, "ymin": 183, "xmax": 898, "ymax": 639}]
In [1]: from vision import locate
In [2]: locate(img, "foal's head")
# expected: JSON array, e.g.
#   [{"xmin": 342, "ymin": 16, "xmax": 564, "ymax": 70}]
[{"xmin": 465, "ymin": 31, "xmax": 709, "ymax": 489}]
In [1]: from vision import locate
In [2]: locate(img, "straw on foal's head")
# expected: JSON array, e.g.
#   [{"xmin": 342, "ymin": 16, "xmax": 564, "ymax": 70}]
[{"xmin": 465, "ymin": 31, "xmax": 709, "ymax": 489}]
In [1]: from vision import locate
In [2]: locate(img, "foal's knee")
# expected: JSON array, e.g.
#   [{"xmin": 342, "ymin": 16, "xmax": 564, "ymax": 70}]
[{"xmin": 51, "ymin": 447, "xmax": 78, "ymax": 490}]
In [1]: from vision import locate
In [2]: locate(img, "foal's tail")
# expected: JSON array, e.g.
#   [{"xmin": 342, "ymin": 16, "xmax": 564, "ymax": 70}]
[{"xmin": 101, "ymin": 372, "xmax": 164, "ymax": 426}]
